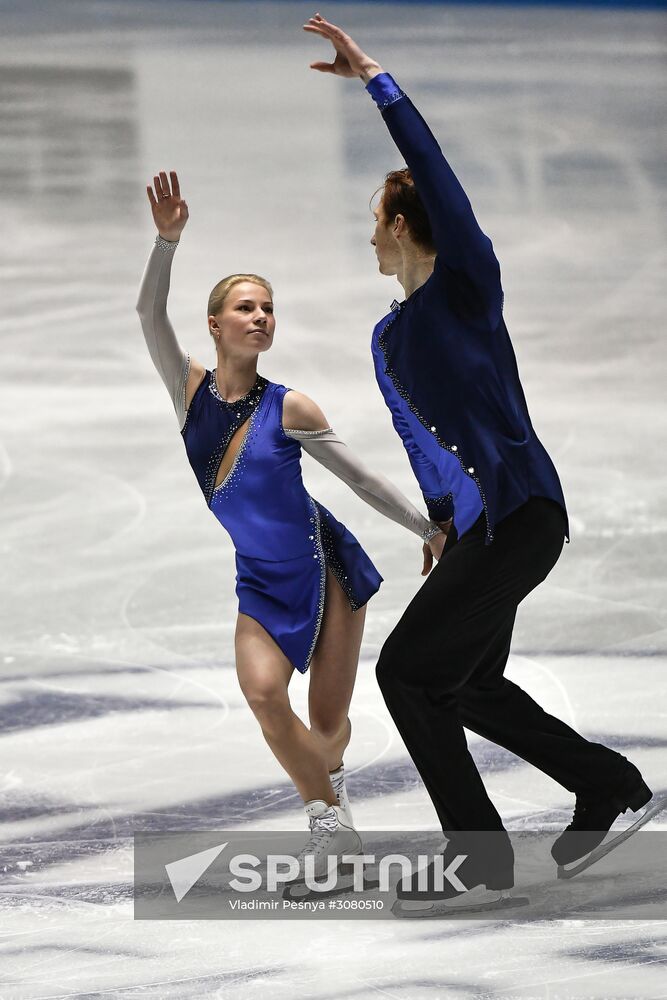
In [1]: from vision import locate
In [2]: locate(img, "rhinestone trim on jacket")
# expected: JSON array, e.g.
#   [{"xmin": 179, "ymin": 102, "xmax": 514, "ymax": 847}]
[
  {"xmin": 375, "ymin": 85, "xmax": 405, "ymax": 111},
  {"xmin": 377, "ymin": 303, "xmax": 493, "ymax": 543}
]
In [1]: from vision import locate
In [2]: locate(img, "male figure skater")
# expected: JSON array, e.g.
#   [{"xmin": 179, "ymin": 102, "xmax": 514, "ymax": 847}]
[{"xmin": 303, "ymin": 13, "xmax": 655, "ymax": 910}]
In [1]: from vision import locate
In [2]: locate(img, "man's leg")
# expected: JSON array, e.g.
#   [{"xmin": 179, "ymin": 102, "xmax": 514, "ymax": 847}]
[
  {"xmin": 458, "ymin": 673, "xmax": 626, "ymax": 798},
  {"xmin": 375, "ymin": 504, "xmax": 541, "ymax": 833},
  {"xmin": 455, "ymin": 501, "xmax": 627, "ymax": 796},
  {"xmin": 376, "ymin": 497, "xmax": 623, "ymax": 834}
]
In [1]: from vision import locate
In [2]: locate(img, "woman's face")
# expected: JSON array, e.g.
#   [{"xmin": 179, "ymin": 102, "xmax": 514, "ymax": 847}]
[{"xmin": 209, "ymin": 282, "xmax": 275, "ymax": 356}]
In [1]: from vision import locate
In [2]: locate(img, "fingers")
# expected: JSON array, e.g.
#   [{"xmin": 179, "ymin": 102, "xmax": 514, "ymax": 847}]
[
  {"xmin": 421, "ymin": 544, "xmax": 433, "ymax": 576},
  {"xmin": 310, "ymin": 13, "xmax": 342, "ymax": 34},
  {"xmin": 309, "ymin": 61, "xmax": 335, "ymax": 72},
  {"xmin": 148, "ymin": 171, "xmax": 179, "ymax": 203},
  {"xmin": 303, "ymin": 14, "xmax": 346, "ymax": 40}
]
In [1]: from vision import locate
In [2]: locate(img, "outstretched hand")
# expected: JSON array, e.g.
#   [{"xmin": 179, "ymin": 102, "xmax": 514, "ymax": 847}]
[
  {"xmin": 302, "ymin": 12, "xmax": 382, "ymax": 80},
  {"xmin": 146, "ymin": 170, "xmax": 189, "ymax": 242}
]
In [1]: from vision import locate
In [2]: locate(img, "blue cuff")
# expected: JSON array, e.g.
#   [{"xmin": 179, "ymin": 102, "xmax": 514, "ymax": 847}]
[
  {"xmin": 365, "ymin": 72, "xmax": 405, "ymax": 111},
  {"xmin": 424, "ymin": 493, "xmax": 454, "ymax": 522}
]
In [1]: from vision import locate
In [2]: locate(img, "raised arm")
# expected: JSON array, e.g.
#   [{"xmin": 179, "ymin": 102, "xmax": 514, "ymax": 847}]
[
  {"xmin": 303, "ymin": 14, "xmax": 503, "ymax": 329},
  {"xmin": 283, "ymin": 390, "xmax": 447, "ymax": 572},
  {"xmin": 136, "ymin": 170, "xmax": 204, "ymax": 429},
  {"xmin": 364, "ymin": 74, "xmax": 502, "ymax": 325}
]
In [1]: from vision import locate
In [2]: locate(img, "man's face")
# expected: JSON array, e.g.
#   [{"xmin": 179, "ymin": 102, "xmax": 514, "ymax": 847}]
[{"xmin": 370, "ymin": 197, "xmax": 401, "ymax": 276}]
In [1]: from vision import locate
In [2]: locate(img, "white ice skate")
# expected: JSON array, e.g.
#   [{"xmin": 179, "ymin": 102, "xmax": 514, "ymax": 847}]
[
  {"xmin": 329, "ymin": 763, "xmax": 354, "ymax": 828},
  {"xmin": 282, "ymin": 799, "xmax": 366, "ymax": 901}
]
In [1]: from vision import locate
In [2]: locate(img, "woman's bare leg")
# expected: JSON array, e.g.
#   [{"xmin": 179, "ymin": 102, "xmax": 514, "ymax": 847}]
[
  {"xmin": 235, "ymin": 611, "xmax": 336, "ymax": 805},
  {"xmin": 308, "ymin": 566, "xmax": 367, "ymax": 772}
]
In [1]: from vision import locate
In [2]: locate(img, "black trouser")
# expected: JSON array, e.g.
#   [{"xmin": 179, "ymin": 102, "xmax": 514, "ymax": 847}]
[{"xmin": 376, "ymin": 497, "xmax": 625, "ymax": 836}]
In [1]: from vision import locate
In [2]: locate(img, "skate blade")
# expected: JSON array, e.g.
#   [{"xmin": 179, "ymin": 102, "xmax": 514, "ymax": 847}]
[
  {"xmin": 392, "ymin": 888, "xmax": 530, "ymax": 918},
  {"xmin": 282, "ymin": 874, "xmax": 378, "ymax": 902},
  {"xmin": 557, "ymin": 794, "xmax": 667, "ymax": 880},
  {"xmin": 281, "ymin": 856, "xmax": 377, "ymax": 902}
]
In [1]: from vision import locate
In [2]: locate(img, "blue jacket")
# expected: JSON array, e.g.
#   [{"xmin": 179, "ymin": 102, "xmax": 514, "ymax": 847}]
[{"xmin": 367, "ymin": 72, "xmax": 568, "ymax": 544}]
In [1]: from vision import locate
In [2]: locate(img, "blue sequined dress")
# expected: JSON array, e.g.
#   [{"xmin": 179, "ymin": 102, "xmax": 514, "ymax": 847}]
[{"xmin": 181, "ymin": 369, "xmax": 383, "ymax": 674}]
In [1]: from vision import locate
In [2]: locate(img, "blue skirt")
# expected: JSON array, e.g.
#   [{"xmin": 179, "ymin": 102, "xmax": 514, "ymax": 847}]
[{"xmin": 235, "ymin": 498, "xmax": 382, "ymax": 673}]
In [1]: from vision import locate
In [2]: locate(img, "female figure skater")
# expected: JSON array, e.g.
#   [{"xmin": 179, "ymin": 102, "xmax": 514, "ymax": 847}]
[
  {"xmin": 135, "ymin": 170, "xmax": 445, "ymax": 873},
  {"xmin": 304, "ymin": 13, "xmax": 654, "ymax": 910}
]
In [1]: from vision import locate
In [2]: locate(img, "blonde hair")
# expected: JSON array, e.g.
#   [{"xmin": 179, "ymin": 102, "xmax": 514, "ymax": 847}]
[{"xmin": 207, "ymin": 273, "xmax": 274, "ymax": 336}]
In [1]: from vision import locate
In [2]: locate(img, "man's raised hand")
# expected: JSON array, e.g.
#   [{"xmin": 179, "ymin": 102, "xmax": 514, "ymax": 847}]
[
  {"xmin": 302, "ymin": 12, "xmax": 382, "ymax": 81},
  {"xmin": 146, "ymin": 170, "xmax": 189, "ymax": 242}
]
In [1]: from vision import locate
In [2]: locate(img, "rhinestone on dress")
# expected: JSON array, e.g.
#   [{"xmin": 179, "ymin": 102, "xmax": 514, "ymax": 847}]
[
  {"xmin": 314, "ymin": 500, "xmax": 364, "ymax": 614},
  {"xmin": 179, "ymin": 353, "xmax": 192, "ymax": 428},
  {"xmin": 155, "ymin": 234, "xmax": 179, "ymax": 252},
  {"xmin": 304, "ymin": 497, "xmax": 327, "ymax": 671},
  {"xmin": 208, "ymin": 370, "xmax": 265, "ymax": 407},
  {"xmin": 284, "ymin": 427, "xmax": 335, "ymax": 438}
]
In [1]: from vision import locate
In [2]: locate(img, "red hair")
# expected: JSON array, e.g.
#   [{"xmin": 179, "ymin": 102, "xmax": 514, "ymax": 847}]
[{"xmin": 372, "ymin": 168, "xmax": 435, "ymax": 253}]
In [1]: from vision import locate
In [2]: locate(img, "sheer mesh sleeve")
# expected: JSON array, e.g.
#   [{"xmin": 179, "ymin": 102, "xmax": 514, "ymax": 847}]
[
  {"xmin": 284, "ymin": 427, "xmax": 442, "ymax": 542},
  {"xmin": 135, "ymin": 235, "xmax": 190, "ymax": 429}
]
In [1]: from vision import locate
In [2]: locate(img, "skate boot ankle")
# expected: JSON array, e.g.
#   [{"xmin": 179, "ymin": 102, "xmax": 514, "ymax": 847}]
[
  {"xmin": 396, "ymin": 832, "xmax": 515, "ymax": 902},
  {"xmin": 295, "ymin": 799, "xmax": 362, "ymax": 880},
  {"xmin": 391, "ymin": 833, "xmax": 529, "ymax": 915},
  {"xmin": 552, "ymin": 761, "xmax": 652, "ymax": 866},
  {"xmin": 329, "ymin": 763, "xmax": 354, "ymax": 828}
]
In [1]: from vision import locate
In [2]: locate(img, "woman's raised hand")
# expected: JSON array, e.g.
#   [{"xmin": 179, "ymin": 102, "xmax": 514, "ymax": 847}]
[
  {"xmin": 302, "ymin": 12, "xmax": 382, "ymax": 80},
  {"xmin": 146, "ymin": 170, "xmax": 189, "ymax": 241}
]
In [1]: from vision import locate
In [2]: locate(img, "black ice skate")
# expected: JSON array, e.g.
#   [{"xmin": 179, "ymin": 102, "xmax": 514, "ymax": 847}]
[
  {"xmin": 391, "ymin": 835, "xmax": 529, "ymax": 918},
  {"xmin": 553, "ymin": 764, "xmax": 666, "ymax": 880}
]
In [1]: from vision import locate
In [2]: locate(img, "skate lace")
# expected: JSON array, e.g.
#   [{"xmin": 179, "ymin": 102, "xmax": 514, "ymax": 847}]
[{"xmin": 295, "ymin": 810, "xmax": 338, "ymax": 861}]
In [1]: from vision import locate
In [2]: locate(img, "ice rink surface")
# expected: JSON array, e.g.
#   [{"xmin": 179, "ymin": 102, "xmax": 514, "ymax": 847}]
[{"xmin": 0, "ymin": 0, "xmax": 665, "ymax": 996}]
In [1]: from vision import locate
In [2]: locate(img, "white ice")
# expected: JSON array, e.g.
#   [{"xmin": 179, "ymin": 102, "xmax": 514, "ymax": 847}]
[{"xmin": 0, "ymin": 1, "xmax": 665, "ymax": 997}]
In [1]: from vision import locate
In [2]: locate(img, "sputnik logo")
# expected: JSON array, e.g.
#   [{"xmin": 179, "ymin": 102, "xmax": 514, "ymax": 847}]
[{"xmin": 165, "ymin": 842, "xmax": 228, "ymax": 902}]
